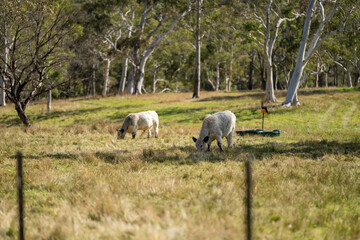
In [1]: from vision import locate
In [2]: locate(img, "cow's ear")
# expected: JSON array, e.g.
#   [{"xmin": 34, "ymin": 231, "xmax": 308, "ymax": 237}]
[
  {"xmin": 203, "ymin": 136, "xmax": 209, "ymax": 143},
  {"xmin": 192, "ymin": 137, "xmax": 197, "ymax": 143}
]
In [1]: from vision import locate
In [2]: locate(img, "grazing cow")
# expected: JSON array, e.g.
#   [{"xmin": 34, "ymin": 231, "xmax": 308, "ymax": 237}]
[
  {"xmin": 117, "ymin": 111, "xmax": 159, "ymax": 139},
  {"xmin": 192, "ymin": 110, "xmax": 236, "ymax": 151}
]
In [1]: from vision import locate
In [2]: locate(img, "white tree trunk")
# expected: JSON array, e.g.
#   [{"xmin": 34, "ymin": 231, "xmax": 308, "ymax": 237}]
[
  {"xmin": 262, "ymin": 0, "xmax": 298, "ymax": 102},
  {"xmin": 127, "ymin": 65, "xmax": 135, "ymax": 94},
  {"xmin": 205, "ymin": 68, "xmax": 215, "ymax": 90},
  {"xmin": 192, "ymin": 0, "xmax": 201, "ymax": 98},
  {"xmin": 0, "ymin": 32, "xmax": 8, "ymax": 106},
  {"xmin": 135, "ymin": 56, "xmax": 148, "ymax": 94},
  {"xmin": 315, "ymin": 56, "xmax": 320, "ymax": 87},
  {"xmin": 284, "ymin": 0, "xmax": 340, "ymax": 105},
  {"xmin": 265, "ymin": 59, "xmax": 277, "ymax": 102},
  {"xmin": 225, "ymin": 73, "xmax": 230, "ymax": 92},
  {"xmin": 334, "ymin": 61, "xmax": 352, "ymax": 87},
  {"xmin": 118, "ymin": 58, "xmax": 128, "ymax": 94},
  {"xmin": 102, "ymin": 58, "xmax": 111, "ymax": 96},
  {"xmin": 215, "ymin": 59, "xmax": 220, "ymax": 91},
  {"xmin": 0, "ymin": 75, "xmax": 5, "ymax": 106},
  {"xmin": 284, "ymin": 0, "xmax": 316, "ymax": 105},
  {"xmin": 325, "ymin": 69, "xmax": 329, "ymax": 87}
]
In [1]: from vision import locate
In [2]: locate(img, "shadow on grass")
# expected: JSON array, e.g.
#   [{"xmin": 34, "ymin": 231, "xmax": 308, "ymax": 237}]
[
  {"xmin": 80, "ymin": 139, "xmax": 359, "ymax": 164},
  {"xmin": 197, "ymin": 92, "xmax": 265, "ymax": 102},
  {"xmin": 21, "ymin": 139, "xmax": 359, "ymax": 164},
  {"xmin": 0, "ymin": 107, "xmax": 105, "ymax": 126},
  {"xmin": 297, "ymin": 87, "xmax": 360, "ymax": 96},
  {"xmin": 197, "ymin": 88, "xmax": 359, "ymax": 103},
  {"xmin": 132, "ymin": 139, "xmax": 359, "ymax": 163},
  {"xmin": 236, "ymin": 139, "xmax": 360, "ymax": 160}
]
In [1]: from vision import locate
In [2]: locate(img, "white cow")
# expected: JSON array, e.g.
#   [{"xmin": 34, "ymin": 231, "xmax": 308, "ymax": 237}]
[
  {"xmin": 192, "ymin": 110, "xmax": 236, "ymax": 151},
  {"xmin": 117, "ymin": 111, "xmax": 159, "ymax": 139}
]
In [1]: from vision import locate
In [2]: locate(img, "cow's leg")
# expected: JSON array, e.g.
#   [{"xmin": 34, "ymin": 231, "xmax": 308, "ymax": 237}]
[
  {"xmin": 132, "ymin": 125, "xmax": 138, "ymax": 139},
  {"xmin": 226, "ymin": 128, "xmax": 234, "ymax": 148},
  {"xmin": 154, "ymin": 121, "xmax": 159, "ymax": 138},
  {"xmin": 216, "ymin": 136, "xmax": 223, "ymax": 151}
]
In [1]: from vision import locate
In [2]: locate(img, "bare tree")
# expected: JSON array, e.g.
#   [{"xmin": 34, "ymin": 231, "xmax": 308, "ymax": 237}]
[
  {"xmin": 0, "ymin": 2, "xmax": 72, "ymax": 127},
  {"xmin": 283, "ymin": 0, "xmax": 357, "ymax": 106}
]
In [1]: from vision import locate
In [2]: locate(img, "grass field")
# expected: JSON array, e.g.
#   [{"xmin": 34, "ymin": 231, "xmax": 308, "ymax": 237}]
[{"xmin": 1, "ymin": 88, "xmax": 360, "ymax": 240}]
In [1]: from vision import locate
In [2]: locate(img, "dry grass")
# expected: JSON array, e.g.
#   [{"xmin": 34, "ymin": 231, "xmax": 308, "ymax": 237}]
[{"xmin": 0, "ymin": 89, "xmax": 360, "ymax": 239}]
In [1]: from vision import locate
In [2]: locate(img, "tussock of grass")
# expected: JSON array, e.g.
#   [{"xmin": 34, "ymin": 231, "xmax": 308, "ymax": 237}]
[{"xmin": 0, "ymin": 89, "xmax": 359, "ymax": 239}]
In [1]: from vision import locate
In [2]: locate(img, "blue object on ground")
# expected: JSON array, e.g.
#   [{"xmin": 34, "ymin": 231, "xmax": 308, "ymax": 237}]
[{"xmin": 236, "ymin": 129, "xmax": 281, "ymax": 137}]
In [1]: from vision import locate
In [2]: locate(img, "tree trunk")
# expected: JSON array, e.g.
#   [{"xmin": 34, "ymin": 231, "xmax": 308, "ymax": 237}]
[
  {"xmin": 192, "ymin": 0, "xmax": 201, "ymax": 98},
  {"xmin": 102, "ymin": 58, "xmax": 111, "ymax": 96},
  {"xmin": 127, "ymin": 65, "xmax": 135, "ymax": 94},
  {"xmin": 152, "ymin": 68, "xmax": 157, "ymax": 93},
  {"xmin": 284, "ymin": 60, "xmax": 305, "ymax": 105},
  {"xmin": 283, "ymin": 0, "xmax": 316, "ymax": 106},
  {"xmin": 334, "ymin": 64, "xmax": 337, "ymax": 87},
  {"xmin": 0, "ymin": 74, "xmax": 5, "ymax": 106},
  {"xmin": 355, "ymin": 73, "xmax": 360, "ymax": 87},
  {"xmin": 227, "ymin": 44, "xmax": 233, "ymax": 92},
  {"xmin": 135, "ymin": 57, "xmax": 148, "ymax": 94},
  {"xmin": 248, "ymin": 53, "xmax": 254, "ymax": 90},
  {"xmin": 205, "ymin": 68, "xmax": 215, "ymax": 90},
  {"xmin": 225, "ymin": 73, "xmax": 230, "ymax": 92},
  {"xmin": 15, "ymin": 103, "xmax": 31, "ymax": 127},
  {"xmin": 47, "ymin": 89, "xmax": 52, "ymax": 112},
  {"xmin": 215, "ymin": 59, "xmax": 220, "ymax": 91},
  {"xmin": 315, "ymin": 57, "xmax": 319, "ymax": 87},
  {"xmin": 265, "ymin": 59, "xmax": 278, "ymax": 102},
  {"xmin": 92, "ymin": 62, "xmax": 96, "ymax": 96},
  {"xmin": 118, "ymin": 58, "xmax": 128, "ymax": 95},
  {"xmin": 257, "ymin": 51, "xmax": 266, "ymax": 90},
  {"xmin": 325, "ymin": 69, "xmax": 328, "ymax": 87},
  {"xmin": 0, "ymin": 32, "xmax": 8, "ymax": 106},
  {"xmin": 135, "ymin": 1, "xmax": 191, "ymax": 95},
  {"xmin": 283, "ymin": 65, "xmax": 290, "ymax": 89},
  {"xmin": 274, "ymin": 64, "xmax": 278, "ymax": 91}
]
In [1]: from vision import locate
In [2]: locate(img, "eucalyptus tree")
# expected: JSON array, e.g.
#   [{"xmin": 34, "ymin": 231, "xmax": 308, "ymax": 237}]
[
  {"xmin": 248, "ymin": 0, "xmax": 303, "ymax": 102},
  {"xmin": 81, "ymin": 0, "xmax": 131, "ymax": 96},
  {"xmin": 192, "ymin": 0, "xmax": 202, "ymax": 98},
  {"xmin": 283, "ymin": 0, "xmax": 358, "ymax": 106},
  {"xmin": 0, "ymin": 0, "xmax": 73, "ymax": 127}
]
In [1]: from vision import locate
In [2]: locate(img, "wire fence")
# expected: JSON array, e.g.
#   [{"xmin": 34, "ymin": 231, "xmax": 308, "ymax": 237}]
[{"xmin": 14, "ymin": 151, "xmax": 254, "ymax": 240}]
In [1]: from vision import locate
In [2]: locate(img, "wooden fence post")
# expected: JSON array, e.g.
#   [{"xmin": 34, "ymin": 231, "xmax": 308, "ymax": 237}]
[
  {"xmin": 245, "ymin": 159, "xmax": 252, "ymax": 240},
  {"xmin": 16, "ymin": 151, "xmax": 25, "ymax": 240}
]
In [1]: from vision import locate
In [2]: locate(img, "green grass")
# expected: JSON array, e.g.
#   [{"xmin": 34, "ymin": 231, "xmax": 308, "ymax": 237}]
[{"xmin": 0, "ymin": 89, "xmax": 359, "ymax": 240}]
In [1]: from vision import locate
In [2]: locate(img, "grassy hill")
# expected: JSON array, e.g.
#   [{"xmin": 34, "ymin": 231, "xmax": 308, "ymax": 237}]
[{"xmin": 1, "ymin": 89, "xmax": 359, "ymax": 239}]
